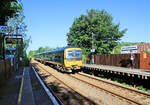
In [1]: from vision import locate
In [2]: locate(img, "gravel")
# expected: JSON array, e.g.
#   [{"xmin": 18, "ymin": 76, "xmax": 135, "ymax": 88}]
[{"xmin": 32, "ymin": 60, "xmax": 133, "ymax": 105}]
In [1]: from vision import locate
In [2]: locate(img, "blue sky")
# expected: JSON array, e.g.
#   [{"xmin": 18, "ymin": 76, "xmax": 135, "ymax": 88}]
[{"xmin": 22, "ymin": 0, "xmax": 150, "ymax": 52}]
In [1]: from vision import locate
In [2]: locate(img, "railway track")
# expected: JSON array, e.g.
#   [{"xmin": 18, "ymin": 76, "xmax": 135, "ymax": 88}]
[
  {"xmin": 33, "ymin": 63, "xmax": 97, "ymax": 105},
  {"xmin": 32, "ymin": 66, "xmax": 63, "ymax": 105},
  {"xmin": 69, "ymin": 72, "xmax": 150, "ymax": 105},
  {"xmin": 32, "ymin": 61, "xmax": 131, "ymax": 105},
  {"xmin": 32, "ymin": 59, "xmax": 150, "ymax": 105}
]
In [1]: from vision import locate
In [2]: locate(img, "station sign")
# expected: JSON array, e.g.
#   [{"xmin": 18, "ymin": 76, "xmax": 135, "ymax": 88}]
[
  {"xmin": 121, "ymin": 45, "xmax": 138, "ymax": 54},
  {"xmin": 5, "ymin": 38, "xmax": 23, "ymax": 44},
  {"xmin": 91, "ymin": 49, "xmax": 95, "ymax": 53},
  {"xmin": 6, "ymin": 47, "xmax": 16, "ymax": 50},
  {"xmin": 0, "ymin": 26, "xmax": 8, "ymax": 34}
]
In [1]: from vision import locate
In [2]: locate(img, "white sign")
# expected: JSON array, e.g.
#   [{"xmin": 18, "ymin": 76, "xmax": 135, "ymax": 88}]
[
  {"xmin": 91, "ymin": 49, "xmax": 95, "ymax": 53},
  {"xmin": 0, "ymin": 26, "xmax": 8, "ymax": 33},
  {"xmin": 121, "ymin": 45, "xmax": 138, "ymax": 54}
]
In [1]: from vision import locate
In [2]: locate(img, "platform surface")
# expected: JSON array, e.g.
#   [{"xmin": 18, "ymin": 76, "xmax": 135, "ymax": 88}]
[
  {"xmin": 0, "ymin": 68, "xmax": 23, "ymax": 105},
  {"xmin": 83, "ymin": 64, "xmax": 150, "ymax": 77},
  {"xmin": 18, "ymin": 67, "xmax": 35, "ymax": 105}
]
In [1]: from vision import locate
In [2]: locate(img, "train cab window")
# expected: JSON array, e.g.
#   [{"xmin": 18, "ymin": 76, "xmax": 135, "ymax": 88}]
[
  {"xmin": 66, "ymin": 50, "xmax": 82, "ymax": 58},
  {"xmin": 75, "ymin": 50, "xmax": 82, "ymax": 57},
  {"xmin": 67, "ymin": 51, "xmax": 73, "ymax": 57}
]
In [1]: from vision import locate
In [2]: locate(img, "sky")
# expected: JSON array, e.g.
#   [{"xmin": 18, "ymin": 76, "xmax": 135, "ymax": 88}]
[{"xmin": 22, "ymin": 0, "xmax": 150, "ymax": 52}]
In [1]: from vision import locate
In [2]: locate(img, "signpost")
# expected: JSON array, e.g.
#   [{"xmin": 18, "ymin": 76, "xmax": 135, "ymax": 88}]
[
  {"xmin": 91, "ymin": 49, "xmax": 95, "ymax": 53},
  {"xmin": 0, "ymin": 25, "xmax": 23, "ymax": 72},
  {"xmin": 91, "ymin": 49, "xmax": 95, "ymax": 64}
]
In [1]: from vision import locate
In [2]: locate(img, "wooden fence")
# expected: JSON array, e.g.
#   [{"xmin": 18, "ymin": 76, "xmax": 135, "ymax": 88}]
[
  {"xmin": 0, "ymin": 60, "xmax": 5, "ymax": 85},
  {"xmin": 87, "ymin": 54, "xmax": 140, "ymax": 69},
  {"xmin": 140, "ymin": 53, "xmax": 150, "ymax": 69},
  {"xmin": 0, "ymin": 59, "xmax": 13, "ymax": 85}
]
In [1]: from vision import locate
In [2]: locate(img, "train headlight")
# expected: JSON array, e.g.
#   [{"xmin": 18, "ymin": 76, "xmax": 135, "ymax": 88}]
[{"xmin": 67, "ymin": 62, "xmax": 71, "ymax": 65}]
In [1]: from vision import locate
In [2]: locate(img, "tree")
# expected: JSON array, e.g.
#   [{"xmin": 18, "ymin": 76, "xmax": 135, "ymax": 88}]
[
  {"xmin": 0, "ymin": 0, "xmax": 30, "ymax": 65},
  {"xmin": 67, "ymin": 9, "xmax": 127, "ymax": 55},
  {"xmin": 0, "ymin": 0, "xmax": 22, "ymax": 25},
  {"xmin": 7, "ymin": 13, "xmax": 30, "ymax": 65},
  {"xmin": 0, "ymin": 0, "xmax": 23, "ymax": 59}
]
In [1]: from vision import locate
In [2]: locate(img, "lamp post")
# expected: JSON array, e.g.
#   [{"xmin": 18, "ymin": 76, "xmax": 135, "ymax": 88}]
[
  {"xmin": 91, "ymin": 32, "xmax": 95, "ymax": 64},
  {"xmin": 16, "ymin": 26, "xmax": 20, "ymax": 71}
]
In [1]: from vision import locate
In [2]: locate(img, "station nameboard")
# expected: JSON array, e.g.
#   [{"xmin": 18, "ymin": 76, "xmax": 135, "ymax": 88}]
[
  {"xmin": 0, "ymin": 26, "xmax": 8, "ymax": 33},
  {"xmin": 6, "ymin": 38, "xmax": 23, "ymax": 44},
  {"xmin": 121, "ymin": 45, "xmax": 138, "ymax": 54}
]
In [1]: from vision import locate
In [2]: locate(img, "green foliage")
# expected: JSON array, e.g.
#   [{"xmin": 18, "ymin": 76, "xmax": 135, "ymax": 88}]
[
  {"xmin": 28, "ymin": 51, "xmax": 36, "ymax": 58},
  {"xmin": 0, "ymin": 0, "xmax": 30, "ymax": 67},
  {"xmin": 67, "ymin": 9, "xmax": 127, "ymax": 55},
  {"xmin": 0, "ymin": 0, "xmax": 24, "ymax": 59},
  {"xmin": 22, "ymin": 52, "xmax": 29, "ymax": 66},
  {"xmin": 82, "ymin": 54, "xmax": 87, "ymax": 64},
  {"xmin": 0, "ymin": 0, "xmax": 23, "ymax": 25},
  {"xmin": 137, "ymin": 86, "xmax": 147, "ymax": 91},
  {"xmin": 146, "ymin": 48, "xmax": 150, "ymax": 53}
]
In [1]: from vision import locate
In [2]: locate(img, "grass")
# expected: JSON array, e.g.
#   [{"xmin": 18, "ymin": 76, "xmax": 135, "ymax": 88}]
[{"xmin": 83, "ymin": 71, "xmax": 150, "ymax": 93}]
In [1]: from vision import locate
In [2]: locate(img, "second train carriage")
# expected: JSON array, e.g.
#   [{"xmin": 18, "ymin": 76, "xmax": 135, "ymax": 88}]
[{"xmin": 34, "ymin": 46, "xmax": 82, "ymax": 72}]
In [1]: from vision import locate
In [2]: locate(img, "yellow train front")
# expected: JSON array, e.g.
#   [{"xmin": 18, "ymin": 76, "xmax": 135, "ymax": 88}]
[
  {"xmin": 64, "ymin": 47, "xmax": 82, "ymax": 72},
  {"xmin": 34, "ymin": 46, "xmax": 82, "ymax": 73}
]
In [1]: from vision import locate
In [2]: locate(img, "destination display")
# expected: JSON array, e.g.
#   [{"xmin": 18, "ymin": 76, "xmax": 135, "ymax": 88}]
[{"xmin": 5, "ymin": 38, "xmax": 23, "ymax": 44}]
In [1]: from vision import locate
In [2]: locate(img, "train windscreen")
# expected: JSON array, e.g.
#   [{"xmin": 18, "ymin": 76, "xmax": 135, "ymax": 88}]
[{"xmin": 66, "ymin": 50, "xmax": 82, "ymax": 61}]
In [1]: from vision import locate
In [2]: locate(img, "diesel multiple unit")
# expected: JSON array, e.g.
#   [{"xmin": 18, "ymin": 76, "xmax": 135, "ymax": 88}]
[{"xmin": 34, "ymin": 46, "xmax": 82, "ymax": 72}]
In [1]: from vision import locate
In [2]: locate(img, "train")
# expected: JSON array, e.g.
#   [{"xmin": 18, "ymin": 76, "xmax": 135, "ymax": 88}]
[{"xmin": 34, "ymin": 46, "xmax": 83, "ymax": 72}]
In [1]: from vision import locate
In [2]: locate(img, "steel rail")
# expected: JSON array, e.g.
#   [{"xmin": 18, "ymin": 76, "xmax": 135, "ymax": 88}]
[
  {"xmin": 78, "ymin": 72, "xmax": 150, "ymax": 97},
  {"xmin": 32, "ymin": 66, "xmax": 63, "ymax": 105},
  {"xmin": 34, "ymin": 64, "xmax": 97, "ymax": 105},
  {"xmin": 69, "ymin": 73, "xmax": 144, "ymax": 105}
]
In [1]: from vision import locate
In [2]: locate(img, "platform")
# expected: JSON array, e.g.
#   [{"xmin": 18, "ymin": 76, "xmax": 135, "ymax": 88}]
[
  {"xmin": 82, "ymin": 64, "xmax": 150, "ymax": 79},
  {"xmin": 0, "ymin": 68, "xmax": 23, "ymax": 105},
  {"xmin": 17, "ymin": 67, "xmax": 35, "ymax": 105},
  {"xmin": 0, "ymin": 67, "xmax": 56, "ymax": 105}
]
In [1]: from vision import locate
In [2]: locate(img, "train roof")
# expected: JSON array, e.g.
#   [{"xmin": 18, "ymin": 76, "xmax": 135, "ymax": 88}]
[
  {"xmin": 34, "ymin": 46, "xmax": 79, "ymax": 55},
  {"xmin": 47, "ymin": 46, "xmax": 78, "ymax": 53}
]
